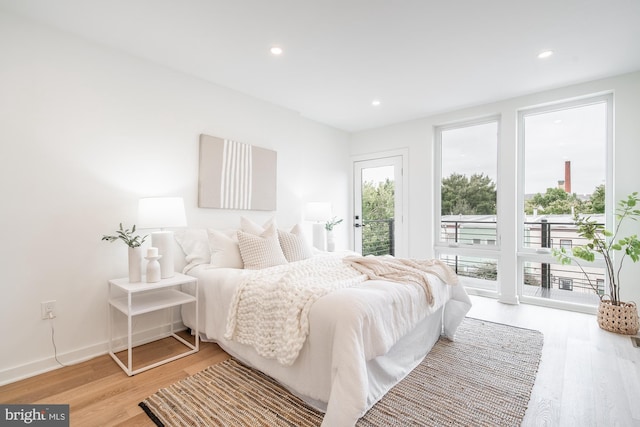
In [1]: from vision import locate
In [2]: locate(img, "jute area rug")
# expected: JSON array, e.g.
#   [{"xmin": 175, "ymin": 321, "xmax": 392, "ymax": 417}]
[{"xmin": 140, "ymin": 318, "xmax": 543, "ymax": 426}]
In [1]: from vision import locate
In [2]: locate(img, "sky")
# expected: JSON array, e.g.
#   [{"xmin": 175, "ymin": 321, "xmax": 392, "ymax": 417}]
[
  {"xmin": 441, "ymin": 101, "xmax": 607, "ymax": 196},
  {"xmin": 360, "ymin": 101, "xmax": 608, "ymax": 197},
  {"xmin": 361, "ymin": 165, "xmax": 394, "ymax": 185}
]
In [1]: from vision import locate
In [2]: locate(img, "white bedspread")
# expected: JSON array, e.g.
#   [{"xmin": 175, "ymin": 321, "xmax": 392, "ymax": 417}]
[
  {"xmin": 182, "ymin": 253, "xmax": 471, "ymax": 427},
  {"xmin": 225, "ymin": 256, "xmax": 368, "ymax": 365}
]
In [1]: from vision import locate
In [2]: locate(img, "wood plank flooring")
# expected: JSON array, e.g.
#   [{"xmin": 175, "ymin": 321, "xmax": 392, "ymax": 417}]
[
  {"xmin": 1, "ymin": 295, "xmax": 639, "ymax": 426},
  {"xmin": 467, "ymin": 296, "xmax": 640, "ymax": 427}
]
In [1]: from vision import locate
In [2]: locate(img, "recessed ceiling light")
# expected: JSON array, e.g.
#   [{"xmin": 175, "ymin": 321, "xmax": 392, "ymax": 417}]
[
  {"xmin": 537, "ymin": 50, "xmax": 554, "ymax": 59},
  {"xmin": 270, "ymin": 46, "xmax": 283, "ymax": 56},
  {"xmin": 372, "ymin": 100, "xmax": 381, "ymax": 107}
]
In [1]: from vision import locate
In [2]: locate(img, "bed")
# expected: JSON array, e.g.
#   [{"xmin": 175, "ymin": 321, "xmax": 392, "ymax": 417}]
[{"xmin": 176, "ymin": 221, "xmax": 471, "ymax": 427}]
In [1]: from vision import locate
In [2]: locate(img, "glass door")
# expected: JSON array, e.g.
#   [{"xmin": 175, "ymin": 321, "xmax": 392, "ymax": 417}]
[{"xmin": 354, "ymin": 156, "xmax": 403, "ymax": 256}]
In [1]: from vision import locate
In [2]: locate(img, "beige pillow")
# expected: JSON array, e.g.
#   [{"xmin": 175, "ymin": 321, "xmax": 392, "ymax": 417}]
[
  {"xmin": 237, "ymin": 224, "xmax": 288, "ymax": 269},
  {"xmin": 278, "ymin": 224, "xmax": 313, "ymax": 262},
  {"xmin": 207, "ymin": 229, "xmax": 244, "ymax": 269},
  {"xmin": 240, "ymin": 216, "xmax": 277, "ymax": 235}
]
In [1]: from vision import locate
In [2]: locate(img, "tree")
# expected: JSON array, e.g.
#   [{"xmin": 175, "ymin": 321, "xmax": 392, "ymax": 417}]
[
  {"xmin": 588, "ymin": 184, "xmax": 605, "ymax": 213},
  {"xmin": 441, "ymin": 173, "xmax": 496, "ymax": 215},
  {"xmin": 524, "ymin": 185, "xmax": 605, "ymax": 215},
  {"xmin": 362, "ymin": 178, "xmax": 394, "ymax": 220},
  {"xmin": 361, "ymin": 178, "xmax": 395, "ymax": 255}
]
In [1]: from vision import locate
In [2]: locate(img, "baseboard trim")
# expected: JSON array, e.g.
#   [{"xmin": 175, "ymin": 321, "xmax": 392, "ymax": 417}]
[
  {"xmin": 0, "ymin": 321, "xmax": 187, "ymax": 386},
  {"xmin": 0, "ymin": 341, "xmax": 108, "ymax": 387}
]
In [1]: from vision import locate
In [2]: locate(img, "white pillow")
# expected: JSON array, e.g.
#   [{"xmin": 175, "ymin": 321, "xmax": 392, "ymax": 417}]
[
  {"xmin": 278, "ymin": 224, "xmax": 313, "ymax": 262},
  {"xmin": 174, "ymin": 229, "xmax": 210, "ymax": 273},
  {"xmin": 240, "ymin": 216, "xmax": 277, "ymax": 235},
  {"xmin": 237, "ymin": 224, "xmax": 288, "ymax": 269},
  {"xmin": 207, "ymin": 229, "xmax": 244, "ymax": 269}
]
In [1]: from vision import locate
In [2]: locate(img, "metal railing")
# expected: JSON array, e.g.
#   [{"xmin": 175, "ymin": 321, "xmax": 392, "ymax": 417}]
[
  {"xmin": 440, "ymin": 218, "xmax": 605, "ymax": 300},
  {"xmin": 440, "ymin": 219, "xmax": 497, "ymax": 245},
  {"xmin": 523, "ymin": 220, "xmax": 596, "ymax": 249},
  {"xmin": 362, "ymin": 218, "xmax": 394, "ymax": 256}
]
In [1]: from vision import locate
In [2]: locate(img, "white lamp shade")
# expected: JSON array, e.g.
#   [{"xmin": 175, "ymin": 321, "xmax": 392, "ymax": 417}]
[
  {"xmin": 138, "ymin": 197, "xmax": 187, "ymax": 229},
  {"xmin": 305, "ymin": 202, "xmax": 332, "ymax": 222},
  {"xmin": 138, "ymin": 197, "xmax": 186, "ymax": 279}
]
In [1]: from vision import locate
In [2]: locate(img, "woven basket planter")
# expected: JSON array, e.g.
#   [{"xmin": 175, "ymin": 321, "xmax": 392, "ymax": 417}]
[{"xmin": 597, "ymin": 300, "xmax": 639, "ymax": 335}]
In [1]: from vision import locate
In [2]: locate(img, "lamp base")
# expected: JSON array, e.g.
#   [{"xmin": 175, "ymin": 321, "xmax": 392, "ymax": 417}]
[
  {"xmin": 151, "ymin": 231, "xmax": 175, "ymax": 278},
  {"xmin": 312, "ymin": 223, "xmax": 326, "ymax": 251}
]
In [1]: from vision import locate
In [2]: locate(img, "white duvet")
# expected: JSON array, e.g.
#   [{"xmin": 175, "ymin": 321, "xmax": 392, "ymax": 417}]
[{"xmin": 182, "ymin": 253, "xmax": 471, "ymax": 427}]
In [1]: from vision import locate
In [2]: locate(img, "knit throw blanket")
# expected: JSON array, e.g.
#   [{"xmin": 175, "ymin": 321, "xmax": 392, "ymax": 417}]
[
  {"xmin": 225, "ymin": 256, "xmax": 367, "ymax": 366},
  {"xmin": 343, "ymin": 256, "xmax": 459, "ymax": 306}
]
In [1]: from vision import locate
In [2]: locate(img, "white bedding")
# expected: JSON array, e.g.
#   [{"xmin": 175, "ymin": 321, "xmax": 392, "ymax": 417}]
[{"xmin": 182, "ymin": 253, "xmax": 471, "ymax": 427}]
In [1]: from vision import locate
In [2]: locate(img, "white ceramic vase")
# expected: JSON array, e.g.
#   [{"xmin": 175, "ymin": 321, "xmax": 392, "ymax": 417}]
[
  {"xmin": 128, "ymin": 246, "xmax": 142, "ymax": 283},
  {"xmin": 326, "ymin": 230, "xmax": 335, "ymax": 252},
  {"xmin": 145, "ymin": 256, "xmax": 162, "ymax": 283}
]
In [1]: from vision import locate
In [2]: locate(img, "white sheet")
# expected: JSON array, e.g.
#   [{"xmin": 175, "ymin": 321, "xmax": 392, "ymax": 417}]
[{"xmin": 182, "ymin": 254, "xmax": 471, "ymax": 427}]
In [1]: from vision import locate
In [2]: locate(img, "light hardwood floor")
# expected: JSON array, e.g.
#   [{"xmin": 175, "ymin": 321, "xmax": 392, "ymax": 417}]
[
  {"xmin": 1, "ymin": 295, "xmax": 639, "ymax": 426},
  {"xmin": 467, "ymin": 296, "xmax": 640, "ymax": 427}
]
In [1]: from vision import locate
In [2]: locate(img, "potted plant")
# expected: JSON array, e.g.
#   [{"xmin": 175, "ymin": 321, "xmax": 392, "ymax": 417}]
[
  {"xmin": 102, "ymin": 223, "xmax": 148, "ymax": 283},
  {"xmin": 554, "ymin": 192, "xmax": 640, "ymax": 334},
  {"xmin": 325, "ymin": 217, "xmax": 343, "ymax": 252}
]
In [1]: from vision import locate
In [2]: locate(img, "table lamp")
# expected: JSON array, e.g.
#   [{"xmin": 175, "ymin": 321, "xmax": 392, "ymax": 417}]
[
  {"xmin": 138, "ymin": 197, "xmax": 187, "ymax": 278},
  {"xmin": 305, "ymin": 202, "xmax": 332, "ymax": 251}
]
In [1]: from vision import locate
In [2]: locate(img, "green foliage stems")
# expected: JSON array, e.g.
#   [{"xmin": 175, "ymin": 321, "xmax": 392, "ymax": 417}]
[
  {"xmin": 554, "ymin": 192, "xmax": 640, "ymax": 305},
  {"xmin": 101, "ymin": 223, "xmax": 148, "ymax": 248},
  {"xmin": 325, "ymin": 217, "xmax": 343, "ymax": 231}
]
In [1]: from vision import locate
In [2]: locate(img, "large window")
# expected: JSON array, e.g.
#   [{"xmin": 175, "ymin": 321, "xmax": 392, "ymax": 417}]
[
  {"xmin": 436, "ymin": 117, "xmax": 499, "ymax": 293},
  {"xmin": 518, "ymin": 94, "xmax": 612, "ymax": 307}
]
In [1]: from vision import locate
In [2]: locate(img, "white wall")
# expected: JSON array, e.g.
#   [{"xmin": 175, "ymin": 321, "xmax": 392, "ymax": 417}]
[
  {"xmin": 0, "ymin": 11, "xmax": 350, "ymax": 384},
  {"xmin": 350, "ymin": 71, "xmax": 640, "ymax": 304}
]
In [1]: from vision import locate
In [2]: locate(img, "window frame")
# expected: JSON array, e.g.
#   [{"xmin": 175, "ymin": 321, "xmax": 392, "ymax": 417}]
[
  {"xmin": 516, "ymin": 93, "xmax": 613, "ymax": 310},
  {"xmin": 434, "ymin": 115, "xmax": 501, "ymax": 253}
]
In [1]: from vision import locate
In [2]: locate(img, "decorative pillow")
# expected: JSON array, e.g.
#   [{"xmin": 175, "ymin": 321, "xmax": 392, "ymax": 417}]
[
  {"xmin": 278, "ymin": 224, "xmax": 314, "ymax": 262},
  {"xmin": 240, "ymin": 216, "xmax": 277, "ymax": 236},
  {"xmin": 207, "ymin": 229, "xmax": 244, "ymax": 269},
  {"xmin": 174, "ymin": 229, "xmax": 210, "ymax": 273},
  {"xmin": 237, "ymin": 224, "xmax": 288, "ymax": 269}
]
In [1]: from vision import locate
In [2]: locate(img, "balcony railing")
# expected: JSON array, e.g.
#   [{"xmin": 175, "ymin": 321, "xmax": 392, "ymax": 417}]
[
  {"xmin": 440, "ymin": 217, "xmax": 605, "ymax": 303},
  {"xmin": 441, "ymin": 219, "xmax": 498, "ymax": 246},
  {"xmin": 362, "ymin": 218, "xmax": 394, "ymax": 256}
]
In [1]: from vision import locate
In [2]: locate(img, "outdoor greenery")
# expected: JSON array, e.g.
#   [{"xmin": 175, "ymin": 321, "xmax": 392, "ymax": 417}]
[
  {"xmin": 362, "ymin": 178, "xmax": 395, "ymax": 255},
  {"xmin": 440, "ymin": 172, "xmax": 606, "ymax": 217},
  {"xmin": 441, "ymin": 173, "xmax": 496, "ymax": 215},
  {"xmin": 439, "ymin": 173, "xmax": 609, "ymax": 288},
  {"xmin": 524, "ymin": 184, "xmax": 606, "ymax": 215}
]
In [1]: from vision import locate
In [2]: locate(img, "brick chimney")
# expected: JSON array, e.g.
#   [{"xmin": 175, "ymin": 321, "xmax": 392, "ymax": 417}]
[{"xmin": 564, "ymin": 161, "xmax": 571, "ymax": 193}]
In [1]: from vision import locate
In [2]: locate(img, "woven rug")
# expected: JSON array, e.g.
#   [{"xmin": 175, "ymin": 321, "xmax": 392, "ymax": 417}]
[{"xmin": 139, "ymin": 318, "xmax": 543, "ymax": 426}]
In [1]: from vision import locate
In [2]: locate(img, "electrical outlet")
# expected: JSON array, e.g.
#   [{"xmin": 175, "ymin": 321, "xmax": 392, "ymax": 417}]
[{"xmin": 41, "ymin": 300, "xmax": 56, "ymax": 319}]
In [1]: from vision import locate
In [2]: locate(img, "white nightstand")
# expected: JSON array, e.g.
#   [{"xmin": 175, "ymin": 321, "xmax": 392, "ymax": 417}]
[{"xmin": 107, "ymin": 273, "xmax": 199, "ymax": 376}]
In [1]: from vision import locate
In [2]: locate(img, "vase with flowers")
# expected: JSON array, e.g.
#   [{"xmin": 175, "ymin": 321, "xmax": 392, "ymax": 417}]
[
  {"xmin": 102, "ymin": 223, "xmax": 148, "ymax": 283},
  {"xmin": 554, "ymin": 192, "xmax": 640, "ymax": 334},
  {"xmin": 325, "ymin": 217, "xmax": 343, "ymax": 252}
]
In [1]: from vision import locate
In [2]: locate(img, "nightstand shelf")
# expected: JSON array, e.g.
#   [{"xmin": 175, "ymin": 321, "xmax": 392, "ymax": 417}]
[
  {"xmin": 108, "ymin": 273, "xmax": 199, "ymax": 376},
  {"xmin": 110, "ymin": 289, "xmax": 195, "ymax": 316}
]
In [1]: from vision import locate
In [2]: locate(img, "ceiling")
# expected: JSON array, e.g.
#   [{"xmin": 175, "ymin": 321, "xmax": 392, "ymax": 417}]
[{"xmin": 2, "ymin": 0, "xmax": 640, "ymax": 132}]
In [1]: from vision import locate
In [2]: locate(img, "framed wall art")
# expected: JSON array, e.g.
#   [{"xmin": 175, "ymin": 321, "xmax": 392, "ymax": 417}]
[{"xmin": 198, "ymin": 134, "xmax": 277, "ymax": 211}]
